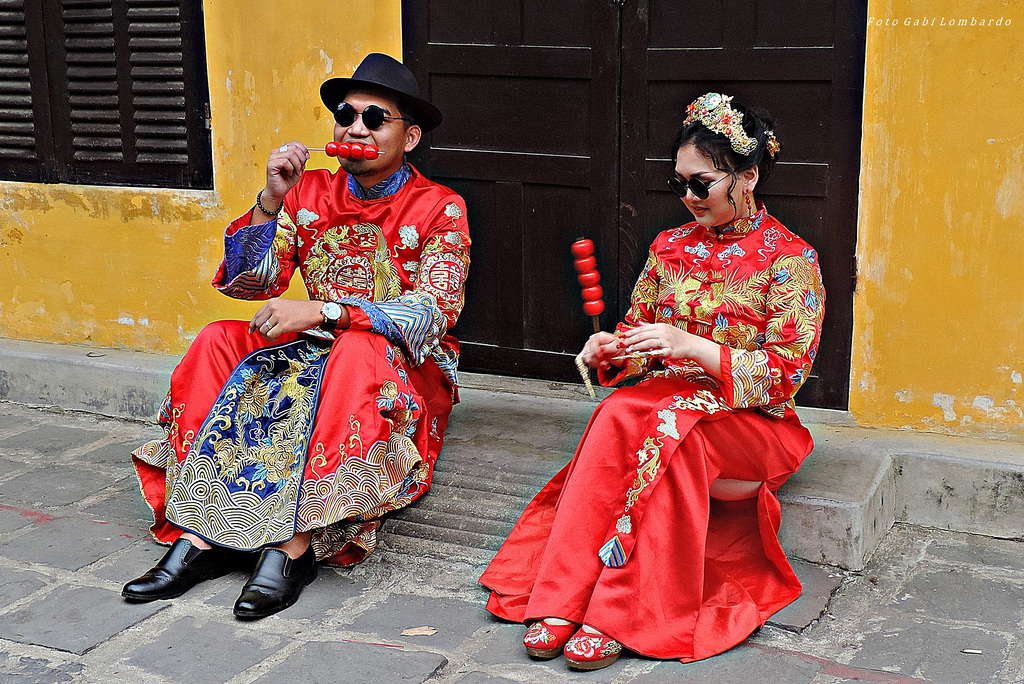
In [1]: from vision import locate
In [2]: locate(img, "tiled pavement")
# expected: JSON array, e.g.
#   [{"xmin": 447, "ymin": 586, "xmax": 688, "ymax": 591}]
[{"xmin": 1, "ymin": 401, "xmax": 1023, "ymax": 683}]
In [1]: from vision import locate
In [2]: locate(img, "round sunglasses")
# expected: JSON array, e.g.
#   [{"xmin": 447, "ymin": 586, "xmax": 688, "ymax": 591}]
[
  {"xmin": 666, "ymin": 173, "xmax": 730, "ymax": 200},
  {"xmin": 334, "ymin": 103, "xmax": 413, "ymax": 130}
]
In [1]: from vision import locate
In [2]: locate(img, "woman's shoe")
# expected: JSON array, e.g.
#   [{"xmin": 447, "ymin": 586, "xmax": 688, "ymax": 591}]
[
  {"xmin": 523, "ymin": 619, "xmax": 578, "ymax": 659},
  {"xmin": 122, "ymin": 538, "xmax": 234, "ymax": 602},
  {"xmin": 233, "ymin": 545, "xmax": 317, "ymax": 619},
  {"xmin": 564, "ymin": 627, "xmax": 623, "ymax": 670}
]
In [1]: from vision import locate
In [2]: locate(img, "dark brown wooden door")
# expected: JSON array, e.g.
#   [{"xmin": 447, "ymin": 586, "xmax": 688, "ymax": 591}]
[{"xmin": 403, "ymin": 0, "xmax": 865, "ymax": 409}]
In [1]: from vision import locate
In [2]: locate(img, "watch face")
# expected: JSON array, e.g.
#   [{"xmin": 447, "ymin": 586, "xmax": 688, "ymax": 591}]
[{"xmin": 322, "ymin": 302, "xmax": 342, "ymax": 321}]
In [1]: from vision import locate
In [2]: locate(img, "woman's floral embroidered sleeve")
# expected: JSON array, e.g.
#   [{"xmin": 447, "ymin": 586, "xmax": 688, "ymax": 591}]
[
  {"xmin": 598, "ymin": 248, "xmax": 661, "ymax": 386},
  {"xmin": 213, "ymin": 204, "xmax": 299, "ymax": 300},
  {"xmin": 343, "ymin": 196, "xmax": 471, "ymax": 366},
  {"xmin": 720, "ymin": 250, "xmax": 825, "ymax": 409}
]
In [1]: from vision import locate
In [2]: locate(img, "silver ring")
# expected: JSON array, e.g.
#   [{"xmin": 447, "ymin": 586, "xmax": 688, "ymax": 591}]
[
  {"xmin": 262, "ymin": 321, "xmax": 272, "ymax": 329},
  {"xmin": 278, "ymin": 144, "xmax": 289, "ymax": 153},
  {"xmin": 655, "ymin": 338, "xmax": 663, "ymax": 348}
]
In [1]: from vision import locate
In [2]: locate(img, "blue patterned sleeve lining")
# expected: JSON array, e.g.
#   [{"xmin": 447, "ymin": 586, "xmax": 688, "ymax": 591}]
[
  {"xmin": 223, "ymin": 220, "xmax": 276, "ymax": 281},
  {"xmin": 339, "ymin": 292, "xmax": 446, "ymax": 365},
  {"xmin": 216, "ymin": 220, "xmax": 284, "ymax": 299}
]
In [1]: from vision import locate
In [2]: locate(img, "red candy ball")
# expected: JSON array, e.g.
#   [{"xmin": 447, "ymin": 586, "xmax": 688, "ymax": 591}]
[
  {"xmin": 363, "ymin": 145, "xmax": 379, "ymax": 160},
  {"xmin": 583, "ymin": 300, "xmax": 605, "ymax": 316},
  {"xmin": 337, "ymin": 142, "xmax": 351, "ymax": 158},
  {"xmin": 325, "ymin": 141, "xmax": 339, "ymax": 157},
  {"xmin": 581, "ymin": 285, "xmax": 603, "ymax": 302},
  {"xmin": 573, "ymin": 256, "xmax": 597, "ymax": 273},
  {"xmin": 571, "ymin": 239, "xmax": 594, "ymax": 258},
  {"xmin": 577, "ymin": 271, "xmax": 600, "ymax": 287},
  {"xmin": 350, "ymin": 143, "xmax": 365, "ymax": 158}
]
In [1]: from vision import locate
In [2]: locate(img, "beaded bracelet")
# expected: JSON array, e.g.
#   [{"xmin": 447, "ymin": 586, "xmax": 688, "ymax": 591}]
[{"xmin": 255, "ymin": 190, "xmax": 283, "ymax": 217}]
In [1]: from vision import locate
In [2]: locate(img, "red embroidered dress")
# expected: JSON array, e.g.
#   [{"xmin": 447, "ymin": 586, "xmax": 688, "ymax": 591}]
[
  {"xmin": 132, "ymin": 165, "xmax": 470, "ymax": 566},
  {"xmin": 479, "ymin": 206, "xmax": 824, "ymax": 662}
]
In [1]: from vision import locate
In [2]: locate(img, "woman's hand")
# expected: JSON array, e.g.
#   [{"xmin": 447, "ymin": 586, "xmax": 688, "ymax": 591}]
[
  {"xmin": 249, "ymin": 298, "xmax": 326, "ymax": 340},
  {"xmin": 579, "ymin": 331, "xmax": 624, "ymax": 370},
  {"xmin": 619, "ymin": 323, "xmax": 724, "ymax": 379}
]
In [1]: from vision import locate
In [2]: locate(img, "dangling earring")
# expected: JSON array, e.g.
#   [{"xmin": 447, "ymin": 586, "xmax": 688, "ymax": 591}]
[{"xmin": 745, "ymin": 192, "xmax": 756, "ymax": 217}]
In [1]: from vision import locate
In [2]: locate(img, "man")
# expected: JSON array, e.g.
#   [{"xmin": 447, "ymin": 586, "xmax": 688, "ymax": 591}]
[{"xmin": 123, "ymin": 53, "xmax": 470, "ymax": 619}]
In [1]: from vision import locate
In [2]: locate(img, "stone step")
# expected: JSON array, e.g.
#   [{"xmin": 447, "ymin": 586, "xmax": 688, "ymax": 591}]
[{"xmin": 4, "ymin": 338, "xmax": 1024, "ymax": 572}]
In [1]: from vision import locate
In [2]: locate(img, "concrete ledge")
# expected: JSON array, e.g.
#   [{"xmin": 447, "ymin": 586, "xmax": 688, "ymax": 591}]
[
  {"xmin": 4, "ymin": 337, "xmax": 1024, "ymax": 571},
  {"xmin": 0, "ymin": 338, "xmax": 176, "ymax": 420}
]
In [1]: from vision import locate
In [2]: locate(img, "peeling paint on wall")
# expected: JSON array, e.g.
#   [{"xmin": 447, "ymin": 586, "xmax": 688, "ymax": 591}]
[
  {"xmin": 932, "ymin": 393, "xmax": 956, "ymax": 422},
  {"xmin": 850, "ymin": 0, "xmax": 1024, "ymax": 439}
]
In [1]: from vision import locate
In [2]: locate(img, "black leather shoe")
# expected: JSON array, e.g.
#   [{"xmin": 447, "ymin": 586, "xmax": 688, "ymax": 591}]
[
  {"xmin": 233, "ymin": 545, "xmax": 317, "ymax": 620},
  {"xmin": 122, "ymin": 538, "xmax": 235, "ymax": 602}
]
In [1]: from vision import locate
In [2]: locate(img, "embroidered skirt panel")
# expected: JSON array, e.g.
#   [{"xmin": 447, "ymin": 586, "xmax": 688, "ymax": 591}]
[{"xmin": 132, "ymin": 320, "xmax": 453, "ymax": 566}]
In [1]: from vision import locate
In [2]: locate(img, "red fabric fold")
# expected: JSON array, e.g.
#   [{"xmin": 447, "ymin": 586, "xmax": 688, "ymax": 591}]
[{"xmin": 479, "ymin": 377, "xmax": 813, "ymax": 662}]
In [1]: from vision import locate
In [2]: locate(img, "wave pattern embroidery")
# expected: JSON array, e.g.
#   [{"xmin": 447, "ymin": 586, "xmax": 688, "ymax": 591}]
[{"xmin": 165, "ymin": 339, "xmax": 331, "ymax": 549}]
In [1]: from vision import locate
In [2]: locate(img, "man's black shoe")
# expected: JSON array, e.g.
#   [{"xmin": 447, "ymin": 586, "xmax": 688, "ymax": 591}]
[
  {"xmin": 233, "ymin": 545, "xmax": 317, "ymax": 620},
  {"xmin": 122, "ymin": 538, "xmax": 234, "ymax": 602}
]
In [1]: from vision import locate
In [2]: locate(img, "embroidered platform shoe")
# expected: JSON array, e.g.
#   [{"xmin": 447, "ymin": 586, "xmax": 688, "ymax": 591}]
[
  {"xmin": 523, "ymin": 618, "xmax": 579, "ymax": 659},
  {"xmin": 564, "ymin": 626, "xmax": 623, "ymax": 670}
]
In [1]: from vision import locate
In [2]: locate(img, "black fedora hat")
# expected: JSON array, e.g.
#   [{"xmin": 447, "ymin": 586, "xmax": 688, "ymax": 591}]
[{"xmin": 320, "ymin": 53, "xmax": 442, "ymax": 133}]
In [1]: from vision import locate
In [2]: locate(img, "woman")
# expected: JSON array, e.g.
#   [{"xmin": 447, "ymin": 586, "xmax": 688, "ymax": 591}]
[{"xmin": 479, "ymin": 93, "xmax": 825, "ymax": 670}]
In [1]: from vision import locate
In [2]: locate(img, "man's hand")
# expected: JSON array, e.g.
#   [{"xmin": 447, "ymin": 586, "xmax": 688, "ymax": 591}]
[
  {"xmin": 255, "ymin": 142, "xmax": 310, "ymax": 220},
  {"xmin": 250, "ymin": 299, "xmax": 325, "ymax": 340}
]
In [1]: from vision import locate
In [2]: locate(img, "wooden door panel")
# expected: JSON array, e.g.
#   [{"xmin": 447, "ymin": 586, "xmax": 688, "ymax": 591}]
[
  {"xmin": 405, "ymin": 0, "xmax": 864, "ymax": 407},
  {"xmin": 404, "ymin": 2, "xmax": 621, "ymax": 381},
  {"xmin": 620, "ymin": 0, "xmax": 865, "ymax": 408}
]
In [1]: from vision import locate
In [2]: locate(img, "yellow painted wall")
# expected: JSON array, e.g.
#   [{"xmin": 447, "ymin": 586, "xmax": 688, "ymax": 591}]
[
  {"xmin": 0, "ymin": 0, "xmax": 401, "ymax": 352},
  {"xmin": 851, "ymin": 0, "xmax": 1024, "ymax": 437},
  {"xmin": 4, "ymin": 0, "xmax": 1023, "ymax": 439}
]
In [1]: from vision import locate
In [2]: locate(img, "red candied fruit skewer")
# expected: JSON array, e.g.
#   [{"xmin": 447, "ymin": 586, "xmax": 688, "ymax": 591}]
[{"xmin": 571, "ymin": 238, "xmax": 604, "ymax": 333}]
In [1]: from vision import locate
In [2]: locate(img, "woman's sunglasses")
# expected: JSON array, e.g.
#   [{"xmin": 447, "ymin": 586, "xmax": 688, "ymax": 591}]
[
  {"xmin": 334, "ymin": 103, "xmax": 413, "ymax": 130},
  {"xmin": 666, "ymin": 173, "xmax": 730, "ymax": 200}
]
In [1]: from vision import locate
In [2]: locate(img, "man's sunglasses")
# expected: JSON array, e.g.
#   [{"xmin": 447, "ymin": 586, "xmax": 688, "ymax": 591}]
[
  {"xmin": 666, "ymin": 173, "xmax": 730, "ymax": 200},
  {"xmin": 334, "ymin": 103, "xmax": 413, "ymax": 130}
]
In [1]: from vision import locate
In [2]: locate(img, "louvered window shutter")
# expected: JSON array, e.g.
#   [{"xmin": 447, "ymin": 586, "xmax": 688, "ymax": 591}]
[
  {"xmin": 0, "ymin": 0, "xmax": 51, "ymax": 181},
  {"xmin": 0, "ymin": 0, "xmax": 211, "ymax": 188}
]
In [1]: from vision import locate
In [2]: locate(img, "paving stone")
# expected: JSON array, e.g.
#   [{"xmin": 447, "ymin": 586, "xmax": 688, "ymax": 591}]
[
  {"xmin": 0, "ymin": 516, "xmax": 140, "ymax": 571},
  {"xmin": 768, "ymin": 560, "xmax": 843, "ymax": 631},
  {"xmin": 81, "ymin": 479, "xmax": 154, "ymax": 525},
  {"xmin": 348, "ymin": 594, "xmax": 489, "ymax": 651},
  {"xmin": 0, "ymin": 506, "xmax": 38, "ymax": 534},
  {"xmin": 0, "ymin": 585, "xmax": 165, "ymax": 655},
  {"xmin": 0, "ymin": 651, "xmax": 84, "ymax": 683},
  {"xmin": 895, "ymin": 569, "xmax": 1024, "ymax": 631},
  {"xmin": 850, "ymin": 615, "xmax": 1008, "ymax": 684},
  {"xmin": 124, "ymin": 615, "xmax": 291, "ymax": 684},
  {"xmin": 473, "ymin": 620, "xmax": 629, "ymax": 683},
  {"xmin": 0, "ymin": 425, "xmax": 107, "ymax": 456},
  {"xmin": 77, "ymin": 439, "xmax": 148, "ymax": 466},
  {"xmin": 256, "ymin": 641, "xmax": 447, "ymax": 684},
  {"xmin": 632, "ymin": 644, "xmax": 822, "ymax": 683},
  {"xmin": 454, "ymin": 673, "xmax": 520, "ymax": 684},
  {"xmin": 205, "ymin": 564, "xmax": 367, "ymax": 620},
  {"xmin": 0, "ymin": 568, "xmax": 48, "ymax": 608},
  {"xmin": 0, "ymin": 410, "xmax": 37, "ymax": 432},
  {"xmin": 0, "ymin": 464, "xmax": 125, "ymax": 508},
  {"xmin": 0, "ymin": 456, "xmax": 25, "ymax": 477},
  {"xmin": 89, "ymin": 540, "xmax": 171, "ymax": 584},
  {"xmin": 925, "ymin": 536, "xmax": 1024, "ymax": 573}
]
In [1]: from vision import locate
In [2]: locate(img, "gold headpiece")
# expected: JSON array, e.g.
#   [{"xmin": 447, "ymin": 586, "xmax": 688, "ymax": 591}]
[{"xmin": 684, "ymin": 93, "xmax": 778, "ymax": 158}]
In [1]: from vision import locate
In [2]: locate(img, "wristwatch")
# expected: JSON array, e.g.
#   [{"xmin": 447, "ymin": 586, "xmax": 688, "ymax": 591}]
[{"xmin": 320, "ymin": 301, "xmax": 344, "ymax": 331}]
